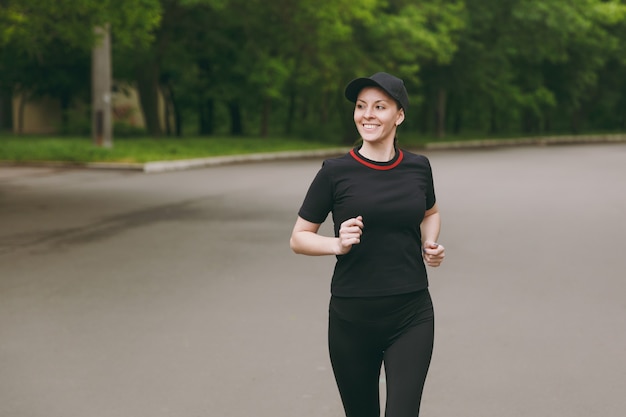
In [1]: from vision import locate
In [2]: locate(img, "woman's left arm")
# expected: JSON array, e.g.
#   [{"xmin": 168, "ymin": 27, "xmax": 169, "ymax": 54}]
[{"xmin": 421, "ymin": 203, "xmax": 445, "ymax": 267}]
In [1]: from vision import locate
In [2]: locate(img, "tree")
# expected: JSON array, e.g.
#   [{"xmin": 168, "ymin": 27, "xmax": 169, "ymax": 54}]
[
  {"xmin": 3, "ymin": 0, "xmax": 626, "ymax": 141},
  {"xmin": 416, "ymin": 0, "xmax": 626, "ymax": 137},
  {"xmin": 0, "ymin": 0, "xmax": 161, "ymax": 140}
]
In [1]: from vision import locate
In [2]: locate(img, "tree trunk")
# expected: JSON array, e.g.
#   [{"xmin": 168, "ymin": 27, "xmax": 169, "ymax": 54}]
[
  {"xmin": 260, "ymin": 97, "xmax": 271, "ymax": 137},
  {"xmin": 319, "ymin": 92, "xmax": 329, "ymax": 124},
  {"xmin": 60, "ymin": 95, "xmax": 70, "ymax": 134},
  {"xmin": 161, "ymin": 82, "xmax": 181, "ymax": 136},
  {"xmin": 285, "ymin": 89, "xmax": 296, "ymax": 135},
  {"xmin": 17, "ymin": 95, "xmax": 26, "ymax": 135},
  {"xmin": 170, "ymin": 86, "xmax": 182, "ymax": 137},
  {"xmin": 543, "ymin": 114, "xmax": 552, "ymax": 133},
  {"xmin": 136, "ymin": 59, "xmax": 162, "ymax": 137},
  {"xmin": 162, "ymin": 83, "xmax": 171, "ymax": 136},
  {"xmin": 521, "ymin": 110, "xmax": 537, "ymax": 134},
  {"xmin": 198, "ymin": 98, "xmax": 214, "ymax": 136},
  {"xmin": 419, "ymin": 100, "xmax": 431, "ymax": 134},
  {"xmin": 228, "ymin": 100, "xmax": 243, "ymax": 135},
  {"xmin": 0, "ymin": 93, "xmax": 13, "ymax": 132},
  {"xmin": 452, "ymin": 109, "xmax": 462, "ymax": 134},
  {"xmin": 435, "ymin": 88, "xmax": 446, "ymax": 138},
  {"xmin": 570, "ymin": 109, "xmax": 582, "ymax": 134},
  {"xmin": 488, "ymin": 103, "xmax": 497, "ymax": 135}
]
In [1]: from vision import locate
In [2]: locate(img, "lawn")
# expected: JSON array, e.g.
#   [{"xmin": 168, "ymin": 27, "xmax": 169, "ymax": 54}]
[
  {"xmin": 0, "ymin": 136, "xmax": 352, "ymax": 164},
  {"xmin": 2, "ymin": 132, "xmax": 623, "ymax": 164}
]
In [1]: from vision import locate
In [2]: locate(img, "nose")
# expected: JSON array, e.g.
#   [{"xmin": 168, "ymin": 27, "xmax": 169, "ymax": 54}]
[{"xmin": 363, "ymin": 106, "xmax": 373, "ymax": 118}]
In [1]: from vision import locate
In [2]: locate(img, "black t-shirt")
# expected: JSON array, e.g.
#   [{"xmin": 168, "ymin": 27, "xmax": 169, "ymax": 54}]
[{"xmin": 298, "ymin": 147, "xmax": 437, "ymax": 297}]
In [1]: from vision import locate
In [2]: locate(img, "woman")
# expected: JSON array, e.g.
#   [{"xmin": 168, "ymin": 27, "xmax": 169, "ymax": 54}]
[{"xmin": 290, "ymin": 72, "xmax": 445, "ymax": 417}]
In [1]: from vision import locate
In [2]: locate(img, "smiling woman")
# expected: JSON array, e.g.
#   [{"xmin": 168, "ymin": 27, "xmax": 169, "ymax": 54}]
[{"xmin": 290, "ymin": 72, "xmax": 446, "ymax": 417}]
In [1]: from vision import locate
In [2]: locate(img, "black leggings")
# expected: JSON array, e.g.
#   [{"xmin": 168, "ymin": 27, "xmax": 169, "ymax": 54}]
[{"xmin": 328, "ymin": 289, "xmax": 434, "ymax": 417}]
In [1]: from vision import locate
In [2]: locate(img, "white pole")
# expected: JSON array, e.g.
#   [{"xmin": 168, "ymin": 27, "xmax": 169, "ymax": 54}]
[{"xmin": 92, "ymin": 25, "xmax": 112, "ymax": 148}]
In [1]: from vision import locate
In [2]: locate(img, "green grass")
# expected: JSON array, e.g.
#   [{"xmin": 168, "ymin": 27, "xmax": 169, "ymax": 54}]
[
  {"xmin": 0, "ymin": 135, "xmax": 344, "ymax": 164},
  {"xmin": 2, "ymin": 131, "xmax": 623, "ymax": 164}
]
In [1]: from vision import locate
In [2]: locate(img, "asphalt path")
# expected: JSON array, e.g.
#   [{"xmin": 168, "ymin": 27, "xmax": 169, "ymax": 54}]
[{"xmin": 1, "ymin": 144, "xmax": 625, "ymax": 417}]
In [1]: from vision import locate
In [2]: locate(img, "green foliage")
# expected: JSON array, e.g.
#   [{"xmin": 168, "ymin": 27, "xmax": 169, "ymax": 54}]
[
  {"xmin": 0, "ymin": 0, "xmax": 161, "ymax": 51},
  {"xmin": 414, "ymin": 0, "xmax": 626, "ymax": 136},
  {"xmin": 107, "ymin": 0, "xmax": 162, "ymax": 50},
  {"xmin": 2, "ymin": 0, "xmax": 626, "ymax": 140}
]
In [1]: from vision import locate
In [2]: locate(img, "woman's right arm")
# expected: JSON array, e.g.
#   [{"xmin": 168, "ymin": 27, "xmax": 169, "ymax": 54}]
[{"xmin": 290, "ymin": 215, "xmax": 363, "ymax": 256}]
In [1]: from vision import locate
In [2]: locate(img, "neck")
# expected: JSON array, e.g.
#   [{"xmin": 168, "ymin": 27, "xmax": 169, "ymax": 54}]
[{"xmin": 359, "ymin": 141, "xmax": 396, "ymax": 162}]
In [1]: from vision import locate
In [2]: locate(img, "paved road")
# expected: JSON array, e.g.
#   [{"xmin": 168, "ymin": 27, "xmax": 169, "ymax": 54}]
[{"xmin": 1, "ymin": 144, "xmax": 625, "ymax": 417}]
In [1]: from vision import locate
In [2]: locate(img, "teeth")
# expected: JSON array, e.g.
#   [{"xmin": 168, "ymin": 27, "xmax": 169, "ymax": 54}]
[{"xmin": 363, "ymin": 124, "xmax": 378, "ymax": 129}]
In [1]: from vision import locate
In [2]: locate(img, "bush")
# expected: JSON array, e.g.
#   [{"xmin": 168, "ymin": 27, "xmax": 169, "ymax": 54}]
[{"xmin": 114, "ymin": 121, "xmax": 147, "ymax": 138}]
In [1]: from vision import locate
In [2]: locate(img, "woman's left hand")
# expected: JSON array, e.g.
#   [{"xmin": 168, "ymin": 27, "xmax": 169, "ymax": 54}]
[{"xmin": 423, "ymin": 241, "xmax": 445, "ymax": 267}]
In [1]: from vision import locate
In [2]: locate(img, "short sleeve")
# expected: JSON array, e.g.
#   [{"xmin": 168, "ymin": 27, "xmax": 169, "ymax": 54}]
[
  {"xmin": 297, "ymin": 162, "xmax": 334, "ymax": 224},
  {"xmin": 424, "ymin": 156, "xmax": 436, "ymax": 210}
]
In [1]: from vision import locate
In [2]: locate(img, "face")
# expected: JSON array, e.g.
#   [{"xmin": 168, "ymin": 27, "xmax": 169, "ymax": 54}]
[{"xmin": 354, "ymin": 86, "xmax": 405, "ymax": 145}]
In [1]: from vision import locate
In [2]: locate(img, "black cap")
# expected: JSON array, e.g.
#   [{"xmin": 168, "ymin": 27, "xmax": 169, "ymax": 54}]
[{"xmin": 344, "ymin": 72, "xmax": 409, "ymax": 112}]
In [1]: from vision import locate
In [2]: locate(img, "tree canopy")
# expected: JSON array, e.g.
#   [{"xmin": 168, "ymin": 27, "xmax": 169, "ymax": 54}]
[{"xmin": 2, "ymin": 0, "xmax": 626, "ymax": 140}]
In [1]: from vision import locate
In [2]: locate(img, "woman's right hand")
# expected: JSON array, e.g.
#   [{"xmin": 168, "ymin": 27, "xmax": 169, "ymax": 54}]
[{"xmin": 336, "ymin": 215, "xmax": 364, "ymax": 255}]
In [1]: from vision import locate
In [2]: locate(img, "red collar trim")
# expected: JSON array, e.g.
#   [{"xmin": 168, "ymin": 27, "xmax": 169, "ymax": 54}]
[{"xmin": 350, "ymin": 148, "xmax": 404, "ymax": 170}]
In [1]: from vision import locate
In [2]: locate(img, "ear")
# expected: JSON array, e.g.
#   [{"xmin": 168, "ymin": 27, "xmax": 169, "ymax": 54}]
[{"xmin": 395, "ymin": 109, "xmax": 405, "ymax": 126}]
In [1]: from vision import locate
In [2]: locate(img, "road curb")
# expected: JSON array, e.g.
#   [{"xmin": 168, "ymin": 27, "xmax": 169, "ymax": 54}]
[
  {"xmin": 0, "ymin": 148, "xmax": 351, "ymax": 174},
  {"xmin": 142, "ymin": 148, "xmax": 350, "ymax": 173},
  {"xmin": 143, "ymin": 134, "xmax": 626, "ymax": 172},
  {"xmin": 0, "ymin": 160, "xmax": 144, "ymax": 171},
  {"xmin": 2, "ymin": 135, "xmax": 625, "ymax": 174},
  {"xmin": 424, "ymin": 133, "xmax": 626, "ymax": 150}
]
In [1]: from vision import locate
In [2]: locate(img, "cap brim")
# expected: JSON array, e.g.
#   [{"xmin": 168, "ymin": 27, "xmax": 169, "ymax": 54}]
[{"xmin": 344, "ymin": 78, "xmax": 383, "ymax": 103}]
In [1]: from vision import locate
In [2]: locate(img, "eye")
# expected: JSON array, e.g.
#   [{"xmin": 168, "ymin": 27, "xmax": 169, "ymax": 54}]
[{"xmin": 376, "ymin": 105, "xmax": 385, "ymax": 110}]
